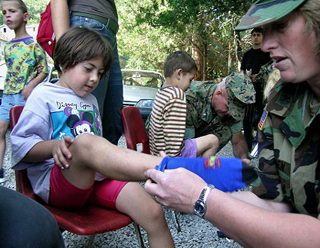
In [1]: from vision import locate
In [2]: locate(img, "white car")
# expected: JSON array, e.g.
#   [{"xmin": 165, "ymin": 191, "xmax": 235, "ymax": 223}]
[{"xmin": 122, "ymin": 69, "xmax": 164, "ymax": 122}]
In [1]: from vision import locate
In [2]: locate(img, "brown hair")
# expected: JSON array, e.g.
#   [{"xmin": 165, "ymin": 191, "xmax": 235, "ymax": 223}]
[
  {"xmin": 53, "ymin": 27, "xmax": 113, "ymax": 75},
  {"xmin": 163, "ymin": 51, "xmax": 197, "ymax": 78}
]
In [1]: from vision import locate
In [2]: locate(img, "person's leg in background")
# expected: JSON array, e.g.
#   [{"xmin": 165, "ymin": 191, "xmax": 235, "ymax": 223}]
[
  {"xmin": 0, "ymin": 186, "xmax": 65, "ymax": 247},
  {"xmin": 70, "ymin": 16, "xmax": 123, "ymax": 145},
  {"xmin": 92, "ymin": 27, "xmax": 123, "ymax": 145},
  {"xmin": 101, "ymin": 43, "xmax": 123, "ymax": 145}
]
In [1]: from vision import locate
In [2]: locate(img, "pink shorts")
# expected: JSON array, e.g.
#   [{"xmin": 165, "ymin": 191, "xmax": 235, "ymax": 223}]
[
  {"xmin": 180, "ymin": 139, "xmax": 197, "ymax": 158},
  {"xmin": 49, "ymin": 164, "xmax": 128, "ymax": 209}
]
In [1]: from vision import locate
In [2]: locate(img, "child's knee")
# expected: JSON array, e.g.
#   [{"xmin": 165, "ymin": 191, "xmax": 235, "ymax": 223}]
[
  {"xmin": 208, "ymin": 134, "xmax": 219, "ymax": 145},
  {"xmin": 144, "ymin": 198, "xmax": 165, "ymax": 221},
  {"xmin": 71, "ymin": 133, "xmax": 96, "ymax": 151}
]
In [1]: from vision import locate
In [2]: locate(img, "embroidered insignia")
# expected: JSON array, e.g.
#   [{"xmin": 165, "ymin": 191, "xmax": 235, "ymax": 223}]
[
  {"xmin": 204, "ymin": 156, "xmax": 219, "ymax": 169},
  {"xmin": 258, "ymin": 110, "xmax": 268, "ymax": 130}
]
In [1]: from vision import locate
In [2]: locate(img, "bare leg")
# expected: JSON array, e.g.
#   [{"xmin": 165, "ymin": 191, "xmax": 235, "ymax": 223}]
[
  {"xmin": 62, "ymin": 134, "xmax": 162, "ymax": 189},
  {"xmin": 116, "ymin": 182, "xmax": 174, "ymax": 248},
  {"xmin": 196, "ymin": 134, "xmax": 219, "ymax": 157},
  {"xmin": 0, "ymin": 121, "xmax": 9, "ymax": 170}
]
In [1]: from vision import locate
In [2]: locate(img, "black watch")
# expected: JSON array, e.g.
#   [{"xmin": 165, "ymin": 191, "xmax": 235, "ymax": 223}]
[{"xmin": 194, "ymin": 184, "xmax": 215, "ymax": 218}]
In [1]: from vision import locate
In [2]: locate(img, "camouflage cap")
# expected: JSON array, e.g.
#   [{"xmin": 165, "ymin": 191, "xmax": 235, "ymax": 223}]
[
  {"xmin": 225, "ymin": 72, "xmax": 256, "ymax": 121},
  {"xmin": 235, "ymin": 0, "xmax": 306, "ymax": 31}
]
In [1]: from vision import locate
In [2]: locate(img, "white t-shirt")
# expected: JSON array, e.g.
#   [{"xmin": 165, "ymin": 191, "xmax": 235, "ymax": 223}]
[{"xmin": 10, "ymin": 82, "xmax": 103, "ymax": 203}]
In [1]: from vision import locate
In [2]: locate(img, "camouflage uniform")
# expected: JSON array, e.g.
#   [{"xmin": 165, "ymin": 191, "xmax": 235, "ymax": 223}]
[
  {"xmin": 235, "ymin": 0, "xmax": 320, "ymax": 216},
  {"xmin": 185, "ymin": 72, "xmax": 255, "ymax": 152},
  {"xmin": 256, "ymin": 60, "xmax": 275, "ymax": 105},
  {"xmin": 252, "ymin": 81, "xmax": 320, "ymax": 216},
  {"xmin": 235, "ymin": 0, "xmax": 306, "ymax": 31}
]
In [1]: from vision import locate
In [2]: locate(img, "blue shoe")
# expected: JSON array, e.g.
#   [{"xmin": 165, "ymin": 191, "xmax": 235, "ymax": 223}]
[{"xmin": 0, "ymin": 168, "xmax": 6, "ymax": 183}]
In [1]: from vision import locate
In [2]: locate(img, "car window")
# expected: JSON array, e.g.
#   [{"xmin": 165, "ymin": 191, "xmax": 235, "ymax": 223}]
[
  {"xmin": 122, "ymin": 71, "xmax": 163, "ymax": 88},
  {"xmin": 135, "ymin": 99, "xmax": 154, "ymax": 108}
]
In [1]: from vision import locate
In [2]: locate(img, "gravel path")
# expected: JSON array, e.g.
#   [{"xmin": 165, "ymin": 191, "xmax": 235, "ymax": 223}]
[{"xmin": 1, "ymin": 132, "xmax": 246, "ymax": 248}]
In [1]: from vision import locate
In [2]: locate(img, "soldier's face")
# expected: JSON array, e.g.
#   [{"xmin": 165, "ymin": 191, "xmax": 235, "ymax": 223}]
[
  {"xmin": 251, "ymin": 32, "xmax": 263, "ymax": 46},
  {"xmin": 262, "ymin": 12, "xmax": 320, "ymax": 85},
  {"xmin": 212, "ymin": 88, "xmax": 230, "ymax": 117}
]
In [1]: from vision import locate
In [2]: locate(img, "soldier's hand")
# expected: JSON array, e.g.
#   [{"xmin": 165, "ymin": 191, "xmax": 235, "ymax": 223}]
[{"xmin": 241, "ymin": 158, "xmax": 252, "ymax": 166}]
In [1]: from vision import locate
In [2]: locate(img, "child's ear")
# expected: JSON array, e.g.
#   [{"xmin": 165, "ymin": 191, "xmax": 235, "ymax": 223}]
[
  {"xmin": 175, "ymin": 68, "xmax": 183, "ymax": 80},
  {"xmin": 23, "ymin": 12, "xmax": 29, "ymax": 22}
]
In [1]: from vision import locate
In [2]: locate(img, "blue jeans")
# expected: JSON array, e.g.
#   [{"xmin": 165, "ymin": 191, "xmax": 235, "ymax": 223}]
[{"xmin": 70, "ymin": 15, "xmax": 123, "ymax": 145}]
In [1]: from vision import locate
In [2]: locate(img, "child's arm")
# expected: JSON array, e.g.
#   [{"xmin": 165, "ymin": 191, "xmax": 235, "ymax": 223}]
[
  {"xmin": 22, "ymin": 72, "xmax": 48, "ymax": 100},
  {"xmin": 23, "ymin": 136, "xmax": 74, "ymax": 169}
]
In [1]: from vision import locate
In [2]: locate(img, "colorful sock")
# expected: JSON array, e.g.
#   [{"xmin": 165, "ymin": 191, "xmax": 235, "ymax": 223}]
[{"xmin": 156, "ymin": 156, "xmax": 257, "ymax": 192}]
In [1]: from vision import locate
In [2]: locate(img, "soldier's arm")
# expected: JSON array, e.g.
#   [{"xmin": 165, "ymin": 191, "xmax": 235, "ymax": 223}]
[
  {"xmin": 151, "ymin": 167, "xmax": 320, "ymax": 247},
  {"xmin": 202, "ymin": 188, "xmax": 320, "ymax": 247}
]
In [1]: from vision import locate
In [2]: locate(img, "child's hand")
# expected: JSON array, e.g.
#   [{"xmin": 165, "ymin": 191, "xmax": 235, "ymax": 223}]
[
  {"xmin": 52, "ymin": 136, "xmax": 74, "ymax": 169},
  {"xmin": 36, "ymin": 64, "xmax": 44, "ymax": 75}
]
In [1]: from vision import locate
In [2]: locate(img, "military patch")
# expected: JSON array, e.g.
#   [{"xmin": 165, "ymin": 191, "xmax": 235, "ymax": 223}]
[{"xmin": 258, "ymin": 110, "xmax": 268, "ymax": 130}]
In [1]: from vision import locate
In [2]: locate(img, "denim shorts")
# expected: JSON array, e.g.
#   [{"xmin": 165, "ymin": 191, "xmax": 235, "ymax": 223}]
[
  {"xmin": 0, "ymin": 94, "xmax": 25, "ymax": 122},
  {"xmin": 180, "ymin": 139, "xmax": 197, "ymax": 158}
]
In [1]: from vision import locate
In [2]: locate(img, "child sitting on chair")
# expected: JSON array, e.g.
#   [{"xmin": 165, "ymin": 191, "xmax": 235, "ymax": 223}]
[
  {"xmin": 10, "ymin": 27, "xmax": 174, "ymax": 248},
  {"xmin": 147, "ymin": 51, "xmax": 219, "ymax": 157}
]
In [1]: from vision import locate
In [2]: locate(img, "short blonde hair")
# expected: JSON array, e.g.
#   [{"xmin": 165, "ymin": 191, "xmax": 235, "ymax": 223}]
[
  {"xmin": 299, "ymin": 0, "xmax": 320, "ymax": 57},
  {"xmin": 1, "ymin": 0, "xmax": 28, "ymax": 13}
]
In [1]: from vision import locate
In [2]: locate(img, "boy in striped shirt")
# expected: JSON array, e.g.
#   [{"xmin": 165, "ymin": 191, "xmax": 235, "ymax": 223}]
[{"xmin": 148, "ymin": 51, "xmax": 219, "ymax": 157}]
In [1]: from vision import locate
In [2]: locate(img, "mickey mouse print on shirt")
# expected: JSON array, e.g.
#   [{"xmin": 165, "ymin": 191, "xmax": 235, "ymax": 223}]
[{"xmin": 51, "ymin": 105, "xmax": 102, "ymax": 140}]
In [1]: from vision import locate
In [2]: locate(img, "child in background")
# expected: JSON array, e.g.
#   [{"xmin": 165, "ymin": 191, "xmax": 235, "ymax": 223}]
[
  {"xmin": 0, "ymin": 0, "xmax": 48, "ymax": 182},
  {"xmin": 10, "ymin": 27, "xmax": 174, "ymax": 248},
  {"xmin": 148, "ymin": 51, "xmax": 219, "ymax": 157}
]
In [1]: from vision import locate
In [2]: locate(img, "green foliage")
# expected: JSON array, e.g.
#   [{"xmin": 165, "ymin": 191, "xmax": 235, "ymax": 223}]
[
  {"xmin": 24, "ymin": 0, "xmax": 50, "ymax": 24},
  {"xmin": 1, "ymin": 0, "xmax": 254, "ymax": 80},
  {"xmin": 117, "ymin": 0, "xmax": 252, "ymax": 80}
]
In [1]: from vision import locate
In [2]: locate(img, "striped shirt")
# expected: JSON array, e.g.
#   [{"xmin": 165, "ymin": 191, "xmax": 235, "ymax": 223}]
[{"xmin": 148, "ymin": 86, "xmax": 186, "ymax": 156}]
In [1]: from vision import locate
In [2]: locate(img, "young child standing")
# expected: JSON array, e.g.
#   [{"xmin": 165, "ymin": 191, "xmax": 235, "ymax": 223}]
[
  {"xmin": 148, "ymin": 51, "xmax": 219, "ymax": 157},
  {"xmin": 0, "ymin": 0, "xmax": 48, "ymax": 182},
  {"xmin": 10, "ymin": 27, "xmax": 174, "ymax": 248}
]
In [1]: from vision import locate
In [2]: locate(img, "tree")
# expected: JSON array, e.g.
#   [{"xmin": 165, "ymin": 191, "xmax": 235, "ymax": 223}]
[
  {"xmin": 1, "ymin": 0, "xmax": 253, "ymax": 80},
  {"xmin": 117, "ymin": 0, "xmax": 252, "ymax": 80}
]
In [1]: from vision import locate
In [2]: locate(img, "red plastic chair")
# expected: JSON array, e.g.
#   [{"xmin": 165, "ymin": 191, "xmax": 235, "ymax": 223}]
[
  {"xmin": 121, "ymin": 106, "xmax": 181, "ymax": 232},
  {"xmin": 121, "ymin": 106, "xmax": 150, "ymax": 154},
  {"xmin": 10, "ymin": 105, "xmax": 144, "ymax": 247}
]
